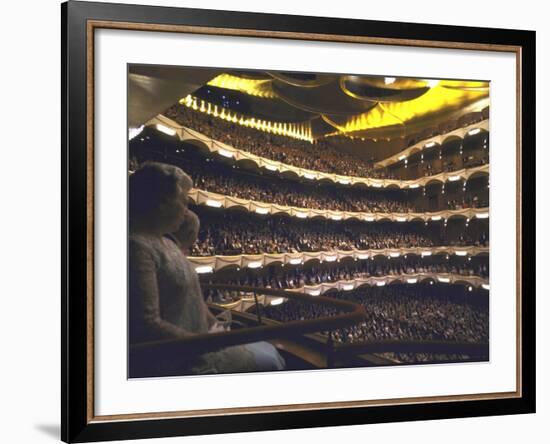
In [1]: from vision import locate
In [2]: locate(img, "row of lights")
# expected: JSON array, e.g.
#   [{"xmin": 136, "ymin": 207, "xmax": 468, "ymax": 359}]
[
  {"xmin": 205, "ymin": 278, "xmax": 487, "ymax": 302},
  {"xmin": 395, "ymin": 128, "xmax": 486, "ymax": 164},
  {"xmin": 257, "ymin": 280, "xmax": 482, "ymax": 294},
  {"xmin": 179, "ymin": 94, "xmax": 314, "ymax": 142},
  {"xmin": 156, "ymin": 122, "xmax": 487, "ymax": 193},
  {"xmin": 401, "ymin": 147, "xmax": 485, "ymax": 169},
  {"xmin": 202, "ymin": 196, "xmax": 489, "ymax": 222},
  {"xmin": 195, "ymin": 249, "xmax": 483, "ymax": 274},
  {"xmin": 208, "ymin": 282, "xmax": 486, "ymax": 303},
  {"xmin": 157, "ymin": 122, "xmax": 486, "ymax": 193}
]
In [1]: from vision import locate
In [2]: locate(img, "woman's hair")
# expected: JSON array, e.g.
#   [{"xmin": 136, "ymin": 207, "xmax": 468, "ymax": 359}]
[
  {"xmin": 172, "ymin": 210, "xmax": 200, "ymax": 248},
  {"xmin": 129, "ymin": 162, "xmax": 193, "ymax": 222}
]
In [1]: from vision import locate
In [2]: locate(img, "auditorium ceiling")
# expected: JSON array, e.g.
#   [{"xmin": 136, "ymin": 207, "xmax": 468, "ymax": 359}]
[
  {"xmin": 129, "ymin": 65, "xmax": 489, "ymax": 160},
  {"xmin": 205, "ymin": 71, "xmax": 489, "ymax": 141}
]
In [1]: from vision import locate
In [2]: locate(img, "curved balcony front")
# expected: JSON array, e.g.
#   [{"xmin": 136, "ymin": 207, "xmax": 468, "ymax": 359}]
[
  {"xmin": 189, "ymin": 188, "xmax": 489, "ymax": 222},
  {"xmin": 213, "ymin": 272, "xmax": 489, "ymax": 312},
  {"xmin": 374, "ymin": 119, "xmax": 489, "ymax": 169},
  {"xmin": 148, "ymin": 114, "xmax": 489, "ymax": 189},
  {"xmin": 188, "ymin": 245, "xmax": 489, "ymax": 273}
]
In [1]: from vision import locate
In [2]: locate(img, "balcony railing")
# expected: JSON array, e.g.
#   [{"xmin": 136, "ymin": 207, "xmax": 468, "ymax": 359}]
[
  {"xmin": 189, "ymin": 187, "xmax": 490, "ymax": 222},
  {"xmin": 130, "ymin": 284, "xmax": 366, "ymax": 357},
  {"xmin": 130, "ymin": 284, "xmax": 488, "ymax": 377},
  {"xmin": 147, "ymin": 114, "xmax": 489, "ymax": 189}
]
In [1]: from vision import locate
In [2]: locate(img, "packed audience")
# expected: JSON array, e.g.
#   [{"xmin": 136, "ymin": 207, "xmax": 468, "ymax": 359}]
[
  {"xmin": 164, "ymin": 105, "xmax": 489, "ymax": 181},
  {"xmin": 190, "ymin": 209, "xmax": 489, "ymax": 256},
  {"xmin": 416, "ymin": 158, "xmax": 485, "ymax": 177},
  {"xmin": 130, "ymin": 142, "xmax": 489, "ymax": 213},
  {"xmin": 446, "ymin": 196, "xmax": 488, "ymax": 209},
  {"xmin": 254, "ymin": 284, "xmax": 489, "ymax": 363},
  {"xmin": 405, "ymin": 109, "xmax": 488, "ymax": 147},
  {"xmin": 164, "ymin": 104, "xmax": 393, "ymax": 178},
  {"xmin": 203, "ymin": 259, "xmax": 489, "ymax": 303}
]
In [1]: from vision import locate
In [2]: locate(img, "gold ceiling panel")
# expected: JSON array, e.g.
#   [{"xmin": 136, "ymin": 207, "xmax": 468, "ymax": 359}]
[
  {"xmin": 439, "ymin": 80, "xmax": 490, "ymax": 91},
  {"xmin": 204, "ymin": 73, "xmax": 489, "ymax": 138},
  {"xmin": 322, "ymin": 104, "xmax": 403, "ymax": 133},
  {"xmin": 206, "ymin": 73, "xmax": 276, "ymax": 98},
  {"xmin": 327, "ymin": 84, "xmax": 489, "ymax": 135}
]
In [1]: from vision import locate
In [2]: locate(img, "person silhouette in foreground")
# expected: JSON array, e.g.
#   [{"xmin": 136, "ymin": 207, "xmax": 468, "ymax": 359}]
[{"xmin": 129, "ymin": 161, "xmax": 284, "ymax": 376}]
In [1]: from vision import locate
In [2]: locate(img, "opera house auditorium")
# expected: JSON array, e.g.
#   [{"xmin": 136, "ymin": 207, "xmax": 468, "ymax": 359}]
[{"xmin": 128, "ymin": 66, "xmax": 490, "ymax": 378}]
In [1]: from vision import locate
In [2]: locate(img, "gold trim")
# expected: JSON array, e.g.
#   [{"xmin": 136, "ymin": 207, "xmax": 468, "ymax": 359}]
[
  {"xmin": 88, "ymin": 20, "xmax": 520, "ymax": 52},
  {"xmin": 86, "ymin": 19, "xmax": 523, "ymax": 423},
  {"xmin": 91, "ymin": 391, "xmax": 519, "ymax": 422}
]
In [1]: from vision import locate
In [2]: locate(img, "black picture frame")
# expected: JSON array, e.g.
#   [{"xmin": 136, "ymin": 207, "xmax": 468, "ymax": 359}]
[{"xmin": 61, "ymin": 1, "xmax": 536, "ymax": 442}]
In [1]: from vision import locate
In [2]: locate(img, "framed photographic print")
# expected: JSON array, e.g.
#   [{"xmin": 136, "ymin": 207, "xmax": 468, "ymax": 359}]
[{"xmin": 61, "ymin": 0, "xmax": 536, "ymax": 442}]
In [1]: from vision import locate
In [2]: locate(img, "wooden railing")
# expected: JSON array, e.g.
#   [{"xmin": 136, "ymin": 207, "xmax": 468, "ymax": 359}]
[
  {"xmin": 130, "ymin": 284, "xmax": 366, "ymax": 356},
  {"xmin": 130, "ymin": 284, "xmax": 488, "ymax": 376}
]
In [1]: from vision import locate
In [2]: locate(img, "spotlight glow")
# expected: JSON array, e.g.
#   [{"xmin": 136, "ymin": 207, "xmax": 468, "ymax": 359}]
[
  {"xmin": 218, "ymin": 148, "xmax": 234, "ymax": 158},
  {"xmin": 156, "ymin": 124, "xmax": 177, "ymax": 136},
  {"xmin": 206, "ymin": 199, "xmax": 222, "ymax": 208}
]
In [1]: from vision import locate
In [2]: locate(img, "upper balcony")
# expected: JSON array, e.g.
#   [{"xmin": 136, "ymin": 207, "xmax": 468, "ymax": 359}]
[{"xmin": 146, "ymin": 114, "xmax": 489, "ymax": 190}]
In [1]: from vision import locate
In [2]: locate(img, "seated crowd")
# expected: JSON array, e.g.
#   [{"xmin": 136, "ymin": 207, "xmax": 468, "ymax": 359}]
[
  {"xmin": 415, "ymin": 155, "xmax": 489, "ymax": 177},
  {"xmin": 131, "ymin": 141, "xmax": 489, "ymax": 213},
  {"xmin": 254, "ymin": 284, "xmax": 489, "ymax": 364},
  {"xmin": 164, "ymin": 104, "xmax": 393, "ymax": 179},
  {"xmin": 405, "ymin": 109, "xmax": 488, "ymax": 147},
  {"xmin": 164, "ymin": 105, "xmax": 489, "ymax": 181},
  {"xmin": 203, "ymin": 259, "xmax": 489, "ymax": 303},
  {"xmin": 446, "ymin": 196, "xmax": 488, "ymax": 209},
  {"xmin": 190, "ymin": 209, "xmax": 489, "ymax": 256},
  {"xmin": 133, "ymin": 144, "xmax": 418, "ymax": 211}
]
